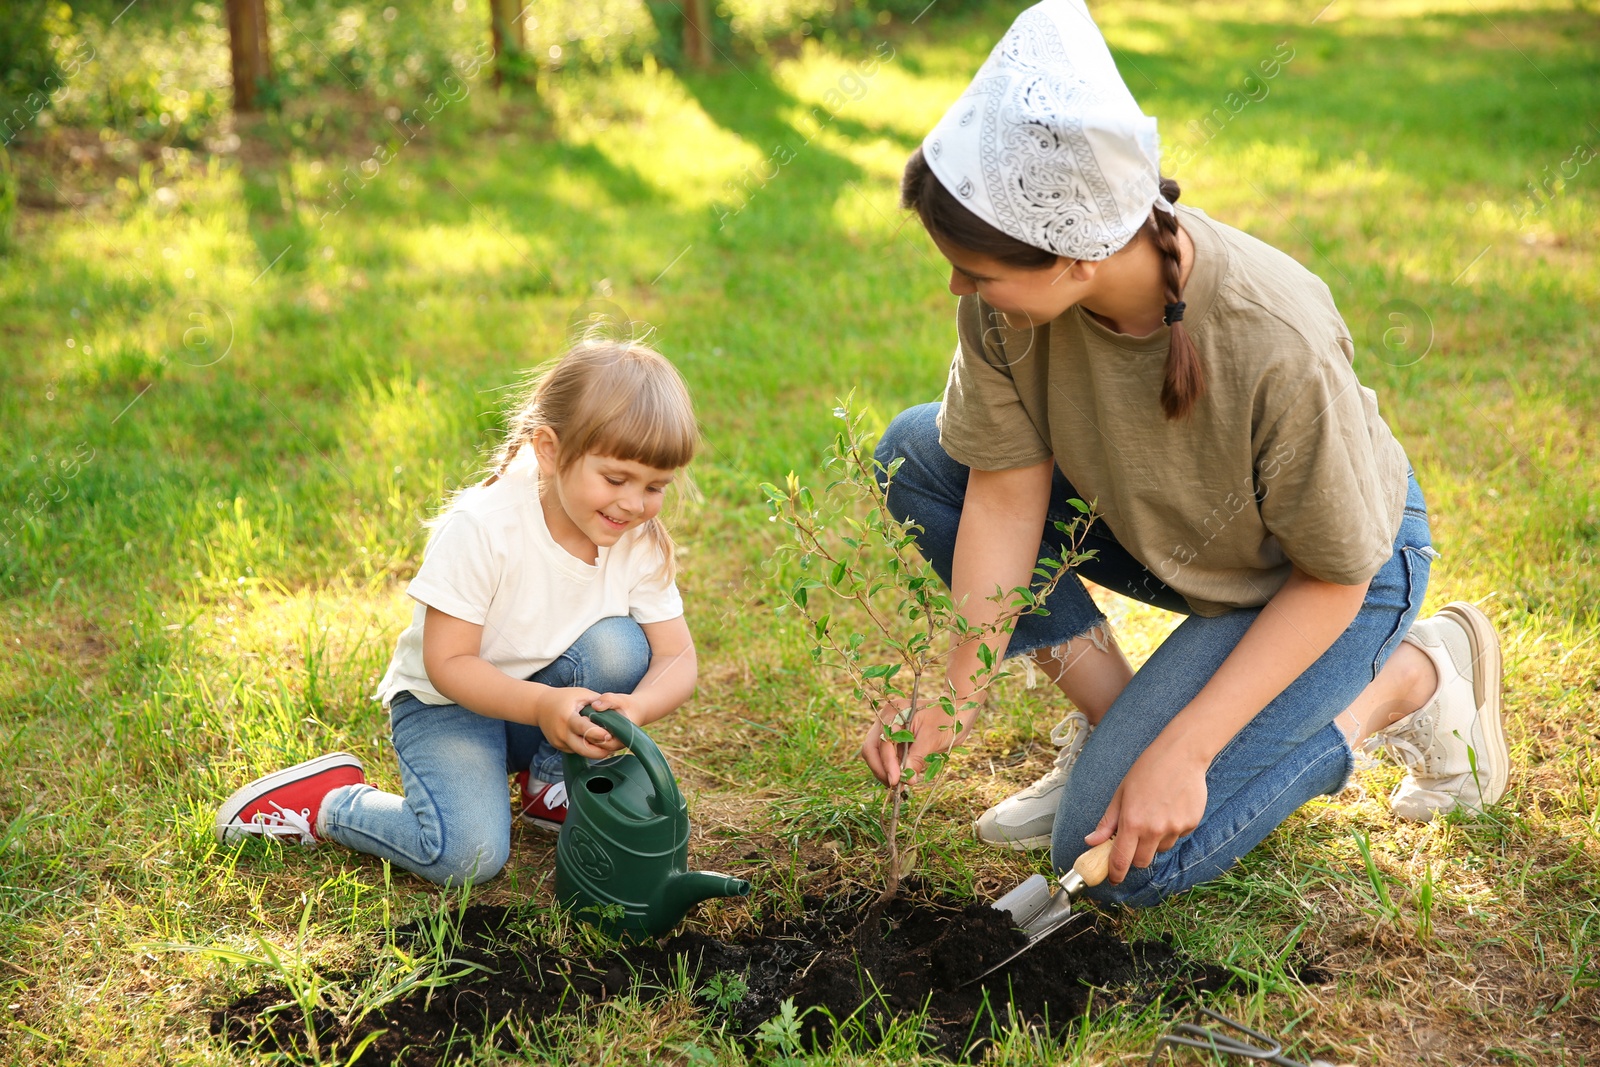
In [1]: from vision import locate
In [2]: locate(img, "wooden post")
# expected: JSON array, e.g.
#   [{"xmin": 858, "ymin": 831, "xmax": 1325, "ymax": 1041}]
[
  {"xmin": 226, "ymin": 0, "xmax": 273, "ymax": 112},
  {"xmin": 489, "ymin": 0, "xmax": 526, "ymax": 87},
  {"xmin": 682, "ymin": 0, "xmax": 712, "ymax": 68}
]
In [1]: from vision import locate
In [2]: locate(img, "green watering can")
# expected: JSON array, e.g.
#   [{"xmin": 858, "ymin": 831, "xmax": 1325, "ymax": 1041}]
[{"xmin": 555, "ymin": 708, "xmax": 750, "ymax": 938}]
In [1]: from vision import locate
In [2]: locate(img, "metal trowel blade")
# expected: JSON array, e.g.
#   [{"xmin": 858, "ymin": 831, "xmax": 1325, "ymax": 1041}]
[
  {"xmin": 991, "ymin": 873, "xmax": 1080, "ymax": 938},
  {"xmin": 961, "ymin": 875, "xmax": 1082, "ymax": 986}
]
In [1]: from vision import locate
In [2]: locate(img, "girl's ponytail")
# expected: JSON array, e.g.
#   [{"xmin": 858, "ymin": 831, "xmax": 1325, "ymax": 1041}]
[
  {"xmin": 481, "ymin": 407, "xmax": 536, "ymax": 488},
  {"xmin": 1147, "ymin": 177, "xmax": 1203, "ymax": 420}
]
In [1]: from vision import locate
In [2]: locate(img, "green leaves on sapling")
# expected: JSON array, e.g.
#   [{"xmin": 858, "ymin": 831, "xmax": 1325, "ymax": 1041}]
[{"xmin": 763, "ymin": 395, "xmax": 1099, "ymax": 897}]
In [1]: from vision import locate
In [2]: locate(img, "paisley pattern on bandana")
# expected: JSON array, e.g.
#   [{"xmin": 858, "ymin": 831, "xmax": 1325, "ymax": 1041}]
[
  {"xmin": 921, "ymin": 0, "xmax": 1168, "ymax": 262},
  {"xmin": 996, "ymin": 73, "xmax": 1127, "ymax": 260}
]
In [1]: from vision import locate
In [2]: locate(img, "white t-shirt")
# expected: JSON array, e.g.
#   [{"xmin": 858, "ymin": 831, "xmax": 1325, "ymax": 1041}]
[{"xmin": 374, "ymin": 456, "xmax": 684, "ymax": 707}]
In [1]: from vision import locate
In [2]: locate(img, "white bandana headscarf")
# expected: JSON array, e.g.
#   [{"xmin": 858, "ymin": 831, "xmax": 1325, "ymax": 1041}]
[{"xmin": 922, "ymin": 0, "xmax": 1170, "ymax": 262}]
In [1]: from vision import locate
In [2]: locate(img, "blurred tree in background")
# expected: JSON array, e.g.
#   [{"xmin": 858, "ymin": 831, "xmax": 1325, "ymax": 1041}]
[
  {"xmin": 486, "ymin": 0, "xmax": 527, "ymax": 86},
  {"xmin": 0, "ymin": 0, "xmax": 974, "ymax": 250},
  {"xmin": 2, "ymin": 0, "xmax": 72, "ymax": 251},
  {"xmin": 2, "ymin": 0, "xmax": 966, "ymax": 144},
  {"xmin": 225, "ymin": 0, "xmax": 274, "ymax": 111},
  {"xmin": 0, "ymin": 147, "xmax": 15, "ymax": 253},
  {"xmin": 2, "ymin": 1, "xmax": 69, "ymax": 147}
]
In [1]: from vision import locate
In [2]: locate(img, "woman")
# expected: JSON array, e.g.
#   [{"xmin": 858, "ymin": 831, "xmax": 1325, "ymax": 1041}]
[{"xmin": 860, "ymin": 0, "xmax": 1508, "ymax": 904}]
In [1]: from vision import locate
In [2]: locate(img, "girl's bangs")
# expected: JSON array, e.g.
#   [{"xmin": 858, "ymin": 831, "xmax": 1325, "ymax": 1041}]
[{"xmin": 568, "ymin": 377, "xmax": 698, "ymax": 472}]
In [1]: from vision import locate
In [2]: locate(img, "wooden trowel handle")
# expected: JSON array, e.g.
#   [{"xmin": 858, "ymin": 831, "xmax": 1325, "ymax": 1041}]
[{"xmin": 1071, "ymin": 840, "xmax": 1115, "ymax": 888}]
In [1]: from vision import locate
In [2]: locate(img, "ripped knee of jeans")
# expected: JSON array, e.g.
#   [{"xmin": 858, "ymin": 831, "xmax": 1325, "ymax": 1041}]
[
  {"xmin": 1081, "ymin": 619, "xmax": 1113, "ymax": 653},
  {"xmin": 1029, "ymin": 619, "xmax": 1115, "ymax": 679}
]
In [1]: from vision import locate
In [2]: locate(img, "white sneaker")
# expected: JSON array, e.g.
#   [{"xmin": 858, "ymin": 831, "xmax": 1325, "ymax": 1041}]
[
  {"xmin": 1367, "ymin": 602, "xmax": 1508, "ymax": 823},
  {"xmin": 974, "ymin": 712, "xmax": 1093, "ymax": 850}
]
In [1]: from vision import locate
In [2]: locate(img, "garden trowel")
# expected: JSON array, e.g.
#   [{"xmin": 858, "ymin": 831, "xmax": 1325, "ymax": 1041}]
[{"xmin": 962, "ymin": 839, "xmax": 1115, "ymax": 986}]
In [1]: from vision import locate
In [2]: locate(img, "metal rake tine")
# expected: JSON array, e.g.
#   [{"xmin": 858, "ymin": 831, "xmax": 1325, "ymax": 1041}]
[
  {"xmin": 1146, "ymin": 1006, "xmax": 1314, "ymax": 1067},
  {"xmin": 1149, "ymin": 1028, "xmax": 1269, "ymax": 1063},
  {"xmin": 1195, "ymin": 1006, "xmax": 1285, "ymax": 1053},
  {"xmin": 1148, "ymin": 1034, "xmax": 1309, "ymax": 1067},
  {"xmin": 1173, "ymin": 1024, "xmax": 1269, "ymax": 1054}
]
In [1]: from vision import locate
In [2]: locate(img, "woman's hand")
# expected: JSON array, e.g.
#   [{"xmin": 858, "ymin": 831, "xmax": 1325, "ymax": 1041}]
[
  {"xmin": 1081, "ymin": 567, "xmax": 1373, "ymax": 885},
  {"xmin": 532, "ymin": 685, "xmax": 614, "ymax": 759},
  {"xmin": 859, "ymin": 698, "xmax": 981, "ymax": 787},
  {"xmin": 855, "ymin": 462, "xmax": 1054, "ymax": 788},
  {"xmin": 1085, "ymin": 738, "xmax": 1209, "ymax": 883}
]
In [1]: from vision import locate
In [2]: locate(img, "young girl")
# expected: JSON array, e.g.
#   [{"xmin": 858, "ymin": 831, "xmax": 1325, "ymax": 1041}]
[
  {"xmin": 861, "ymin": 0, "xmax": 1509, "ymax": 904},
  {"xmin": 216, "ymin": 339, "xmax": 700, "ymax": 887}
]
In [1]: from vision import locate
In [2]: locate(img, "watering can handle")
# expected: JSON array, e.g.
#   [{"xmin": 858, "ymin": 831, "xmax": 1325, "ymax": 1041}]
[{"xmin": 579, "ymin": 707, "xmax": 684, "ymax": 816}]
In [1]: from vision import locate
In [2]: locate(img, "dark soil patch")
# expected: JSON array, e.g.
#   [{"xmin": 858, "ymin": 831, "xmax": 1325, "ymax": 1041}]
[{"xmin": 211, "ymin": 888, "xmax": 1230, "ymax": 1064}]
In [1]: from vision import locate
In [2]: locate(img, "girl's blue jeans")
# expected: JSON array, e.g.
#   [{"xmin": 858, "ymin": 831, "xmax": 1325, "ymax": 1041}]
[
  {"xmin": 320, "ymin": 615, "xmax": 650, "ymax": 887},
  {"xmin": 876, "ymin": 403, "xmax": 1433, "ymax": 907}
]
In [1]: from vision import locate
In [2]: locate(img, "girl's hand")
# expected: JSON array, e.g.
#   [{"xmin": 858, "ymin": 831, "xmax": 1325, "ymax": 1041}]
[
  {"xmin": 533, "ymin": 685, "xmax": 613, "ymax": 759},
  {"xmin": 859, "ymin": 698, "xmax": 980, "ymax": 788},
  {"xmin": 1085, "ymin": 739, "xmax": 1208, "ymax": 884},
  {"xmin": 585, "ymin": 692, "xmax": 643, "ymax": 753}
]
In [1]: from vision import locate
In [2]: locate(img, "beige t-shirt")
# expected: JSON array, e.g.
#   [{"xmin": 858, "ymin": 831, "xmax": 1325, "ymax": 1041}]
[{"xmin": 937, "ymin": 204, "xmax": 1410, "ymax": 617}]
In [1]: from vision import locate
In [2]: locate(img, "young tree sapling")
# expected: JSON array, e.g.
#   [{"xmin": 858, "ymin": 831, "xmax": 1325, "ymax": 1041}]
[{"xmin": 763, "ymin": 400, "xmax": 1097, "ymax": 899}]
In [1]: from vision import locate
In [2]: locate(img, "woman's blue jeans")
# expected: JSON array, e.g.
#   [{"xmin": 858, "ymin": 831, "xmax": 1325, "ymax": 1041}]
[
  {"xmin": 320, "ymin": 616, "xmax": 650, "ymax": 887},
  {"xmin": 876, "ymin": 403, "xmax": 1433, "ymax": 906}
]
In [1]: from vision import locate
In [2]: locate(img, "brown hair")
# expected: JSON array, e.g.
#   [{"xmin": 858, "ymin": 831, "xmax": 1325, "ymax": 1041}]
[
  {"xmin": 449, "ymin": 334, "xmax": 699, "ymax": 581},
  {"xmin": 901, "ymin": 147, "xmax": 1204, "ymax": 419}
]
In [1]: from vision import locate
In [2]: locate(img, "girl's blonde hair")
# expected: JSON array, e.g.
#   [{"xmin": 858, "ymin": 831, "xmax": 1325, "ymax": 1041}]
[{"xmin": 466, "ymin": 336, "xmax": 698, "ymax": 581}]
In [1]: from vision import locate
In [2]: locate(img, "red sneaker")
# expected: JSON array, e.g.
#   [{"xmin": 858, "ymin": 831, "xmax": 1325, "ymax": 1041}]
[
  {"xmin": 515, "ymin": 770, "xmax": 568, "ymax": 832},
  {"xmin": 215, "ymin": 753, "xmax": 365, "ymax": 845}
]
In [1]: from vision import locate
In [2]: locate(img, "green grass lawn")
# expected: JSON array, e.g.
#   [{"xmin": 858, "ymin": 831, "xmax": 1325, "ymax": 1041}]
[{"xmin": 2, "ymin": 0, "xmax": 1597, "ymax": 1062}]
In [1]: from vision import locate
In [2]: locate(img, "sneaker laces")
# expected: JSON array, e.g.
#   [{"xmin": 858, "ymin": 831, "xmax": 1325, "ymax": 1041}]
[
  {"xmin": 1022, "ymin": 715, "xmax": 1091, "ymax": 795},
  {"xmin": 1363, "ymin": 725, "xmax": 1433, "ymax": 777},
  {"xmin": 239, "ymin": 802, "xmax": 316, "ymax": 844},
  {"xmin": 1049, "ymin": 714, "xmax": 1089, "ymax": 750}
]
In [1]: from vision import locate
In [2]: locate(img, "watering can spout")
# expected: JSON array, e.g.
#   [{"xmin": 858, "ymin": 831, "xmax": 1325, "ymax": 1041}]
[{"xmin": 664, "ymin": 870, "xmax": 751, "ymax": 922}]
